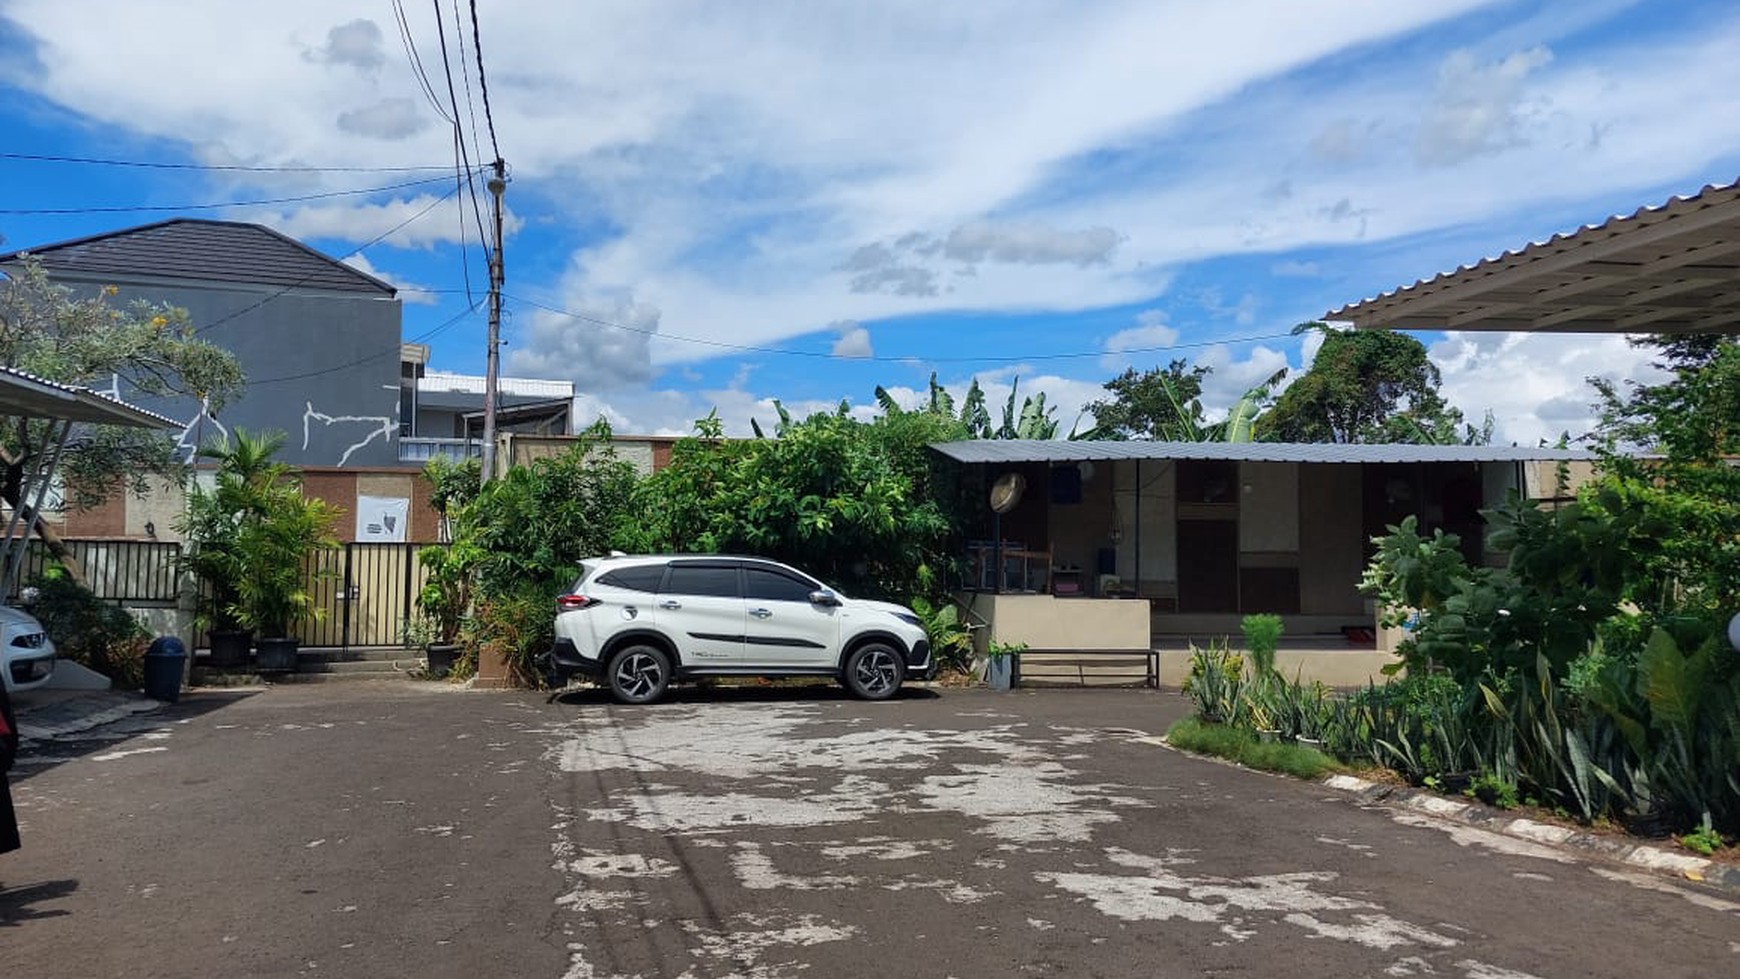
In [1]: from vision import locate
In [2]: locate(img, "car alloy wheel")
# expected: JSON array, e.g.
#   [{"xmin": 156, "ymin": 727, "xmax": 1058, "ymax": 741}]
[
  {"xmin": 845, "ymin": 643, "xmax": 903, "ymax": 700},
  {"xmin": 609, "ymin": 645, "xmax": 671, "ymax": 704}
]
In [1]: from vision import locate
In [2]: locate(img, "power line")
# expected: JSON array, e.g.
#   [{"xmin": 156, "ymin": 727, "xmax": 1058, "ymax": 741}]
[
  {"xmin": 250, "ymin": 300, "xmax": 484, "ymax": 386},
  {"xmin": 392, "ymin": 0, "xmax": 455, "ymax": 126},
  {"xmin": 194, "ymin": 184, "xmax": 463, "ymax": 336},
  {"xmin": 0, "ymin": 152, "xmax": 459, "ymax": 174},
  {"xmin": 468, "ymin": 0, "xmax": 502, "ymax": 160},
  {"xmin": 429, "ymin": 0, "xmax": 491, "ymax": 304},
  {"xmin": 502, "ymin": 292, "xmax": 1298, "ymax": 364},
  {"xmin": 0, "ymin": 173, "xmax": 459, "ymax": 215}
]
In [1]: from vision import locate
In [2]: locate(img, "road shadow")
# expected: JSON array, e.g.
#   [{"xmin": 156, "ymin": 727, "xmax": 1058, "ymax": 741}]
[
  {"xmin": 549, "ymin": 682, "xmax": 943, "ymax": 708},
  {"xmin": 0, "ymin": 878, "xmax": 78, "ymax": 927},
  {"xmin": 8, "ymin": 690, "xmax": 259, "ymax": 786}
]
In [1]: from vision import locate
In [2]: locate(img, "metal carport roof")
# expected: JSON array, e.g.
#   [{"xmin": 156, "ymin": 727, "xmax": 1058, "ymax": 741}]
[
  {"xmin": 0, "ymin": 366, "xmax": 180, "ymax": 429},
  {"xmin": 1327, "ymin": 179, "xmax": 1740, "ymax": 335},
  {"xmin": 930, "ymin": 440, "xmax": 1593, "ymax": 465}
]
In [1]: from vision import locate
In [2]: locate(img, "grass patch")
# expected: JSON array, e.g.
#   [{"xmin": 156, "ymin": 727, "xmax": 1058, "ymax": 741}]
[{"xmin": 1166, "ymin": 716, "xmax": 1342, "ymax": 780}]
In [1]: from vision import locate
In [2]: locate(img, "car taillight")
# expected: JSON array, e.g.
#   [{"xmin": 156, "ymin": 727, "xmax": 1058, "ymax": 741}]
[{"xmin": 557, "ymin": 594, "xmax": 599, "ymax": 611}]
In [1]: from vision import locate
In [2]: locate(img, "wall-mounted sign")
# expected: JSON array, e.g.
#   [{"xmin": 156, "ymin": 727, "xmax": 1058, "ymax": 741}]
[{"xmin": 355, "ymin": 495, "xmax": 410, "ymax": 542}]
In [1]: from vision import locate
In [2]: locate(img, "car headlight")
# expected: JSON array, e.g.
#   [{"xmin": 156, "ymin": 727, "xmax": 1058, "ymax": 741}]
[{"xmin": 894, "ymin": 612, "xmax": 923, "ymax": 628}]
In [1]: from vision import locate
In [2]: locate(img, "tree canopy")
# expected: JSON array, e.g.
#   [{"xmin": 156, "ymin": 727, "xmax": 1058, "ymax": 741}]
[
  {"xmin": 1256, "ymin": 323, "xmax": 1474, "ymax": 444},
  {"xmin": 0, "ymin": 256, "xmax": 244, "ymax": 576}
]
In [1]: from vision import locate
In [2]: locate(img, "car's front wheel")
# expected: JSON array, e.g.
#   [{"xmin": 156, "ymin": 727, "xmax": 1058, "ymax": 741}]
[
  {"xmin": 842, "ymin": 641, "xmax": 905, "ymax": 700},
  {"xmin": 607, "ymin": 644, "xmax": 672, "ymax": 705}
]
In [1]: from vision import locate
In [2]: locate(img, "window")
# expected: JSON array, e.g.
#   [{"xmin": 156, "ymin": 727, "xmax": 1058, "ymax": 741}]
[
  {"xmin": 596, "ymin": 564, "xmax": 667, "ymax": 593},
  {"xmin": 664, "ymin": 565, "xmax": 741, "ymax": 598},
  {"xmin": 744, "ymin": 568, "xmax": 816, "ymax": 603}
]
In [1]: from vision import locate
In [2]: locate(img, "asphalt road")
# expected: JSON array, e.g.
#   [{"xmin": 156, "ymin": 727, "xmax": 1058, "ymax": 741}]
[{"xmin": 2, "ymin": 682, "xmax": 1735, "ymax": 978}]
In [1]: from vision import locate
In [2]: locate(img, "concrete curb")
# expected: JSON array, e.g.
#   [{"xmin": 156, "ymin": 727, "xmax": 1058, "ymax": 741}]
[
  {"xmin": 1320, "ymin": 772, "xmax": 1740, "ymax": 897},
  {"xmin": 16, "ymin": 692, "xmax": 164, "ymax": 741}
]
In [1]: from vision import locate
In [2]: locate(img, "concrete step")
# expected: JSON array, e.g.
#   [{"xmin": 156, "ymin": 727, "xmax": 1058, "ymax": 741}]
[
  {"xmin": 296, "ymin": 647, "xmax": 420, "ymax": 664},
  {"xmin": 297, "ymin": 657, "xmax": 425, "ymax": 675}
]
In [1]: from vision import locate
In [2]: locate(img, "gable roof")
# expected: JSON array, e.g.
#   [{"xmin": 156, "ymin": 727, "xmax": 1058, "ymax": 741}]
[
  {"xmin": 1327, "ymin": 178, "xmax": 1740, "ymax": 335},
  {"xmin": 0, "ymin": 219, "xmax": 396, "ymax": 296},
  {"xmin": 931, "ymin": 440, "xmax": 1593, "ymax": 465}
]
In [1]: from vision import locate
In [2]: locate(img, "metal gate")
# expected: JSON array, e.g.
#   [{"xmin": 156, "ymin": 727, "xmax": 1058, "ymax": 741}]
[{"xmin": 300, "ymin": 542, "xmax": 441, "ymax": 649}]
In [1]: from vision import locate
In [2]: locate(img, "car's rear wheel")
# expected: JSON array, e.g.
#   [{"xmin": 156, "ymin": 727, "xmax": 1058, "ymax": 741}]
[
  {"xmin": 842, "ymin": 642, "xmax": 904, "ymax": 700},
  {"xmin": 607, "ymin": 644, "xmax": 672, "ymax": 705}
]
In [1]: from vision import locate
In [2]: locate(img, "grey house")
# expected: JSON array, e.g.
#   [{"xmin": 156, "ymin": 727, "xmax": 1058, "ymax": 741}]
[{"xmin": 1, "ymin": 219, "xmax": 405, "ymax": 467}]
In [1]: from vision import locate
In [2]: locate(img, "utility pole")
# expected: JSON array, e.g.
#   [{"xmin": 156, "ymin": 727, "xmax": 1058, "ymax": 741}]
[{"xmin": 480, "ymin": 158, "xmax": 507, "ymax": 483}]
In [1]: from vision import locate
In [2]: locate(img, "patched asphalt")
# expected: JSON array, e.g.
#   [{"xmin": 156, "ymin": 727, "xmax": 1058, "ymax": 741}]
[{"xmin": 3, "ymin": 682, "xmax": 1735, "ymax": 978}]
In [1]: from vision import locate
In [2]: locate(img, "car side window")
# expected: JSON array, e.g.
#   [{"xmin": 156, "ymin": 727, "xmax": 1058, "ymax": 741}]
[
  {"xmin": 744, "ymin": 568, "xmax": 816, "ymax": 603},
  {"xmin": 596, "ymin": 565, "xmax": 667, "ymax": 593},
  {"xmin": 664, "ymin": 565, "xmax": 741, "ymax": 598}
]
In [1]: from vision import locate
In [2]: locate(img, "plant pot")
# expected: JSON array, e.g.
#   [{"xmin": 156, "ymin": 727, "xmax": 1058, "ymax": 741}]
[
  {"xmin": 255, "ymin": 637, "xmax": 300, "ymax": 674},
  {"xmin": 1296, "ymin": 736, "xmax": 1323, "ymax": 749},
  {"xmin": 207, "ymin": 629, "xmax": 253, "ymax": 668},
  {"xmin": 1256, "ymin": 728, "xmax": 1282, "ymax": 743},
  {"xmin": 425, "ymin": 642, "xmax": 460, "ymax": 678},
  {"xmin": 984, "ymin": 656, "xmax": 1014, "ymax": 691}
]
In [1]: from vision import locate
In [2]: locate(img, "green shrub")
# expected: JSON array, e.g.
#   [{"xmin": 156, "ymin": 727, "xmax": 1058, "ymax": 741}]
[
  {"xmin": 1184, "ymin": 641, "xmax": 1245, "ymax": 725},
  {"xmin": 27, "ymin": 568, "xmax": 150, "ymax": 690},
  {"xmin": 1166, "ymin": 717, "xmax": 1340, "ymax": 780},
  {"xmin": 1240, "ymin": 613, "xmax": 1284, "ymax": 676}
]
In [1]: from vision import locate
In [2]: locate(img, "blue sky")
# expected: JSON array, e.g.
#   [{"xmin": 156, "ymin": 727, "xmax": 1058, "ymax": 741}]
[{"xmin": 3, "ymin": 0, "xmax": 1737, "ymax": 441}]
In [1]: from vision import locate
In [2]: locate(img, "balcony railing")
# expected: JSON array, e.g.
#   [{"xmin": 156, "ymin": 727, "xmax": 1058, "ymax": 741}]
[{"xmin": 398, "ymin": 437, "xmax": 483, "ymax": 463}]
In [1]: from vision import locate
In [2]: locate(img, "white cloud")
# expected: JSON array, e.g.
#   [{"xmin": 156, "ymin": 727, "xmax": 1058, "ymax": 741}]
[
  {"xmin": 1101, "ymin": 310, "xmax": 1180, "ymax": 370},
  {"xmin": 1416, "ymin": 47, "xmax": 1555, "ymax": 166},
  {"xmin": 506, "ymin": 292, "xmax": 663, "ymax": 390},
  {"xmin": 341, "ymin": 254, "xmax": 439, "ymax": 305},
  {"xmin": 244, "ymin": 193, "xmax": 524, "ymax": 250},
  {"xmin": 304, "ymin": 18, "xmax": 386, "ymax": 71},
  {"xmin": 336, "ymin": 97, "xmax": 428, "ymax": 140},
  {"xmin": 942, "ymin": 221, "xmax": 1122, "ymax": 267},
  {"xmin": 1429, "ymin": 331, "xmax": 1665, "ymax": 446},
  {"xmin": 1271, "ymin": 259, "xmax": 1323, "ymax": 278},
  {"xmin": 830, "ymin": 321, "xmax": 873, "ymax": 358}
]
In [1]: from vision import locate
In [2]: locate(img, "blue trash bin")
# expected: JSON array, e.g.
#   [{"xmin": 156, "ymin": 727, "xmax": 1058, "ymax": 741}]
[{"xmin": 143, "ymin": 636, "xmax": 187, "ymax": 703}]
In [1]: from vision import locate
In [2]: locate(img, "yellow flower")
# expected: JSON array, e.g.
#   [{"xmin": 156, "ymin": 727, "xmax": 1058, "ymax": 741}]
[
  {"xmin": 103, "ymin": 284, "xmax": 120, "ymax": 296},
  {"xmin": 150, "ymin": 315, "xmax": 168, "ymax": 330}
]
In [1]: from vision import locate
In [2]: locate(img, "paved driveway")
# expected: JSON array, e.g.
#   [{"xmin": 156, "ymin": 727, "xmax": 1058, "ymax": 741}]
[{"xmin": 3, "ymin": 683, "xmax": 1736, "ymax": 978}]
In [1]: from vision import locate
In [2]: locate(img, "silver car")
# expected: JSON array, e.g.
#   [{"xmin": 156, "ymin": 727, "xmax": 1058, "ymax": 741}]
[{"xmin": 1, "ymin": 605, "xmax": 56, "ymax": 693}]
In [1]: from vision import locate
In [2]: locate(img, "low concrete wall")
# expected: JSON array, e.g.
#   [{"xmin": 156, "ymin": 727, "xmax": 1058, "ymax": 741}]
[
  {"xmin": 1156, "ymin": 648, "xmax": 1402, "ymax": 688},
  {"xmin": 964, "ymin": 593, "xmax": 1152, "ymax": 650}
]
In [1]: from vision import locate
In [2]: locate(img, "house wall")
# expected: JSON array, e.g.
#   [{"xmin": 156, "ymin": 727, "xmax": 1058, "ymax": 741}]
[
  {"xmin": 1298, "ymin": 464, "xmax": 1366, "ymax": 615},
  {"xmin": 65, "ymin": 275, "xmax": 404, "ymax": 467},
  {"xmin": 501, "ymin": 433, "xmax": 682, "ymax": 476},
  {"xmin": 1111, "ymin": 459, "xmax": 1176, "ymax": 590}
]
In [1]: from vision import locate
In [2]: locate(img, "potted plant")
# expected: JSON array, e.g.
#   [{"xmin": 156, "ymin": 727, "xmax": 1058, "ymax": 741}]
[
  {"xmin": 984, "ymin": 640, "xmax": 1024, "ymax": 691},
  {"xmin": 414, "ymin": 539, "xmax": 477, "ymax": 678},
  {"xmin": 225, "ymin": 445, "xmax": 341, "ymax": 673},
  {"xmin": 175, "ymin": 430, "xmax": 291, "ymax": 667}
]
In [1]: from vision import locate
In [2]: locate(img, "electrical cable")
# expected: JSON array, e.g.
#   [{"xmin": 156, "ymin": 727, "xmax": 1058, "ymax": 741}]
[
  {"xmin": 0, "ymin": 173, "xmax": 457, "ymax": 215},
  {"xmin": 502, "ymin": 292, "xmax": 1298, "ymax": 364},
  {"xmin": 0, "ymin": 152, "xmax": 461, "ymax": 174},
  {"xmin": 249, "ymin": 300, "xmax": 484, "ymax": 386},
  {"xmin": 429, "ymin": 0, "xmax": 490, "ymax": 302},
  {"xmin": 468, "ymin": 0, "xmax": 502, "ymax": 161},
  {"xmin": 393, "ymin": 0, "xmax": 455, "ymax": 125},
  {"xmin": 194, "ymin": 183, "xmax": 464, "ymax": 336}
]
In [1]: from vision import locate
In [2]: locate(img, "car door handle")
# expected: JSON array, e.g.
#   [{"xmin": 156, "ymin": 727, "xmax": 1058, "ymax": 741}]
[
  {"xmin": 749, "ymin": 608, "xmax": 773, "ymax": 619},
  {"xmin": 659, "ymin": 600, "xmax": 682, "ymax": 610}
]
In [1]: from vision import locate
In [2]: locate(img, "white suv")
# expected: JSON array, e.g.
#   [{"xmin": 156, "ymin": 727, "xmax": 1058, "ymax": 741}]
[{"xmin": 548, "ymin": 555, "xmax": 931, "ymax": 704}]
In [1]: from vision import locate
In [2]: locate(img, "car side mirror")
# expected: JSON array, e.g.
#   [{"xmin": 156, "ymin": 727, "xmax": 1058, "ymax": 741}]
[{"xmin": 809, "ymin": 588, "xmax": 842, "ymax": 607}]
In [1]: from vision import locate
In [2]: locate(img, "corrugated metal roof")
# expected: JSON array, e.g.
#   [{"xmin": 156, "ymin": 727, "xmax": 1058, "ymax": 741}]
[
  {"xmin": 930, "ymin": 440, "xmax": 1593, "ymax": 465},
  {"xmin": 1327, "ymin": 178, "xmax": 1740, "ymax": 334},
  {"xmin": 0, "ymin": 366, "xmax": 180, "ymax": 429},
  {"xmin": 0, "ymin": 219, "xmax": 396, "ymax": 296}
]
